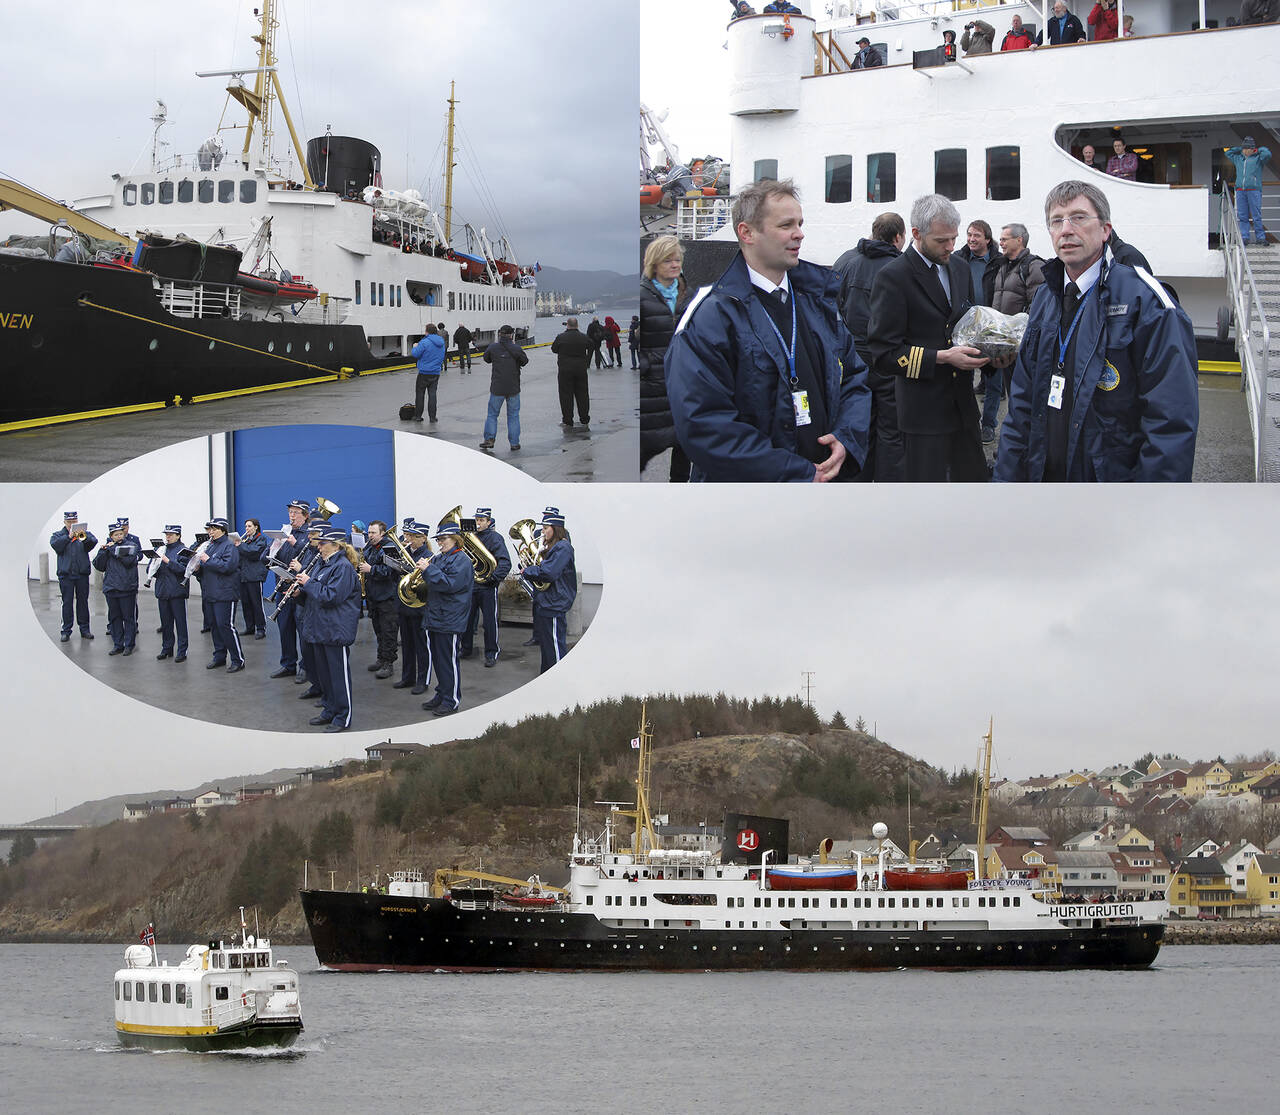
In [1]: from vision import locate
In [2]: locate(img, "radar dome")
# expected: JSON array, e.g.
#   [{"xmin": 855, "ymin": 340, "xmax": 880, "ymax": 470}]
[{"xmin": 871, "ymin": 822, "xmax": 888, "ymax": 839}]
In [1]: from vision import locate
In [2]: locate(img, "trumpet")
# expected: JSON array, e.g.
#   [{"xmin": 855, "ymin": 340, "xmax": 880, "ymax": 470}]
[{"xmin": 509, "ymin": 518, "xmax": 550, "ymax": 597}]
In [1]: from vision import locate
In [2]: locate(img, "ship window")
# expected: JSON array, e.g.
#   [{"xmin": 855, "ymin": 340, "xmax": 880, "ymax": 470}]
[
  {"xmin": 240, "ymin": 180, "xmax": 256, "ymax": 203},
  {"xmin": 199, "ymin": 179, "xmax": 214, "ymax": 203},
  {"xmin": 867, "ymin": 153, "xmax": 895, "ymax": 203},
  {"xmin": 148, "ymin": 983, "xmax": 158, "ymax": 1002},
  {"xmin": 825, "ymin": 155, "xmax": 853, "ymax": 204},
  {"xmin": 630, "ymin": 896, "xmax": 637, "ymax": 906},
  {"xmin": 753, "ymin": 159, "xmax": 778, "ymax": 183},
  {"xmin": 1003, "ymin": 897, "xmax": 1011, "ymax": 907},
  {"xmin": 162, "ymin": 984, "xmax": 171, "ymax": 1003},
  {"xmin": 229, "ymin": 953, "xmax": 242, "ymax": 968},
  {"xmin": 934, "ymin": 148, "xmax": 967, "ymax": 201},
  {"xmin": 355, "ymin": 280, "xmax": 361, "ymax": 305},
  {"xmin": 215, "ymin": 986, "xmax": 229, "ymax": 1001},
  {"xmin": 986, "ymin": 145, "xmax": 1020, "ymax": 201},
  {"xmin": 123, "ymin": 184, "xmax": 137, "ymax": 206},
  {"xmin": 585, "ymin": 895, "xmax": 593, "ymax": 906},
  {"xmin": 141, "ymin": 183, "xmax": 155, "ymax": 205},
  {"xmin": 176, "ymin": 983, "xmax": 188, "ymax": 1005},
  {"xmin": 178, "ymin": 179, "xmax": 193, "ymax": 203},
  {"xmin": 123, "ymin": 982, "xmax": 132, "ymax": 1001},
  {"xmin": 218, "ymin": 179, "xmax": 235, "ymax": 203},
  {"xmin": 379, "ymin": 283, "xmax": 385, "ymax": 306},
  {"xmin": 448, "ymin": 291, "xmax": 455, "ymax": 311},
  {"xmin": 641, "ymin": 897, "xmax": 647, "ymax": 906},
  {"xmin": 159, "ymin": 181, "xmax": 174, "ymax": 204},
  {"xmin": 135, "ymin": 981, "xmax": 144, "ymax": 1001}
]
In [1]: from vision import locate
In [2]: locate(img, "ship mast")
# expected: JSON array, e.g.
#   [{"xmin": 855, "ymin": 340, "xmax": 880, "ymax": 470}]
[
  {"xmin": 615, "ymin": 699, "xmax": 658, "ymax": 858},
  {"xmin": 975, "ymin": 718, "xmax": 994, "ymax": 881},
  {"xmin": 443, "ymin": 81, "xmax": 457, "ymax": 242}
]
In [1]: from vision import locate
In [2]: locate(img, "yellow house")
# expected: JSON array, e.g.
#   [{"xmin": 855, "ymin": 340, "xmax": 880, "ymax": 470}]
[
  {"xmin": 1184, "ymin": 761, "xmax": 1234, "ymax": 798},
  {"xmin": 1222, "ymin": 760, "xmax": 1280, "ymax": 794},
  {"xmin": 1114, "ymin": 825, "xmax": 1155, "ymax": 849},
  {"xmin": 1245, "ymin": 855, "xmax": 1280, "ymax": 917},
  {"xmin": 1169, "ymin": 858, "xmax": 1234, "ymax": 918},
  {"xmin": 987, "ymin": 845, "xmax": 1061, "ymax": 894}
]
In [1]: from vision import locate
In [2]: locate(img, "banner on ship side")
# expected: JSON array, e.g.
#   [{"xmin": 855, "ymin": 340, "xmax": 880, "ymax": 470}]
[{"xmin": 722, "ymin": 812, "xmax": 789, "ymax": 865}]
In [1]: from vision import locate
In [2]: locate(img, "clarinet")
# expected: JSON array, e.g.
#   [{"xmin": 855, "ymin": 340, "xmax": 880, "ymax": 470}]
[{"xmin": 268, "ymin": 549, "xmax": 323, "ymax": 620}]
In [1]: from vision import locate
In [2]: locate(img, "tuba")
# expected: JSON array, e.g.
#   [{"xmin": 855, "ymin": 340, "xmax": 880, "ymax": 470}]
[
  {"xmin": 439, "ymin": 505, "xmax": 498, "ymax": 582},
  {"xmin": 385, "ymin": 527, "xmax": 431, "ymax": 609},
  {"xmin": 508, "ymin": 518, "xmax": 549, "ymax": 598}
]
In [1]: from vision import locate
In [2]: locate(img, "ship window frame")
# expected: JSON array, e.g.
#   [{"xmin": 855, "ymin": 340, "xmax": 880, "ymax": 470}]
[
  {"xmin": 159, "ymin": 181, "xmax": 174, "ymax": 204},
  {"xmin": 141, "ymin": 182, "xmax": 155, "ymax": 205},
  {"xmin": 135, "ymin": 981, "xmax": 144, "ymax": 1001},
  {"xmin": 122, "ymin": 184, "xmax": 138, "ymax": 206},
  {"xmin": 867, "ymin": 152, "xmax": 896, "ymax": 203},
  {"xmin": 148, "ymin": 982, "xmax": 158, "ymax": 1002},
  {"xmin": 214, "ymin": 985, "xmax": 230, "ymax": 1001},
  {"xmin": 218, "ymin": 179, "xmax": 235, "ymax": 203},
  {"xmin": 585, "ymin": 894, "xmax": 593, "ymax": 905},
  {"xmin": 448, "ymin": 291, "xmax": 456, "ymax": 311},
  {"xmin": 753, "ymin": 158, "xmax": 779, "ymax": 183},
  {"xmin": 986, "ymin": 145, "xmax": 1020, "ymax": 202},
  {"xmin": 116, "ymin": 980, "xmax": 123, "ymax": 1000},
  {"xmin": 825, "ymin": 154, "xmax": 854, "ymax": 204},
  {"xmin": 355, "ymin": 280, "xmax": 361, "ymax": 306},
  {"xmin": 162, "ymin": 983, "xmax": 171, "ymax": 1003},
  {"xmin": 198, "ymin": 179, "xmax": 214, "ymax": 203},
  {"xmin": 178, "ymin": 179, "xmax": 193, "ymax": 203},
  {"xmin": 122, "ymin": 981, "xmax": 131, "ymax": 1001},
  {"xmin": 934, "ymin": 147, "xmax": 968, "ymax": 202},
  {"xmin": 240, "ymin": 179, "xmax": 257, "ymax": 204}
]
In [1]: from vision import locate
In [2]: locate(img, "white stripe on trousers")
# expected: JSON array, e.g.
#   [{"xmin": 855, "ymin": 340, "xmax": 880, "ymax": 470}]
[
  {"xmin": 449, "ymin": 633, "xmax": 461, "ymax": 707},
  {"xmin": 227, "ymin": 601, "xmax": 242, "ymax": 662},
  {"xmin": 338, "ymin": 645, "xmax": 352, "ymax": 727}
]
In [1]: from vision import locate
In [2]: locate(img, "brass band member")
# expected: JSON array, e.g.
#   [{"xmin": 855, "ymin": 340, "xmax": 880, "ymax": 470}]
[
  {"xmin": 461, "ymin": 507, "xmax": 512, "ymax": 667},
  {"xmin": 295, "ymin": 517, "xmax": 328, "ymax": 699},
  {"xmin": 520, "ymin": 506, "xmax": 578, "ymax": 674},
  {"xmin": 420, "ymin": 521, "xmax": 475, "ymax": 717},
  {"xmin": 295, "ymin": 525, "xmax": 360, "ymax": 733},
  {"xmin": 235, "ymin": 518, "xmax": 268, "ymax": 639},
  {"xmin": 269, "ymin": 499, "xmax": 312, "ymax": 682},
  {"xmin": 50, "ymin": 510, "xmax": 97, "ymax": 642},
  {"xmin": 92, "ymin": 521, "xmax": 139, "ymax": 655},
  {"xmin": 360, "ymin": 520, "xmax": 400, "ymax": 679},
  {"xmin": 195, "ymin": 517, "xmax": 245, "ymax": 673},
  {"xmin": 392, "ymin": 519, "xmax": 433, "ymax": 694},
  {"xmin": 152, "ymin": 524, "xmax": 190, "ymax": 662}
]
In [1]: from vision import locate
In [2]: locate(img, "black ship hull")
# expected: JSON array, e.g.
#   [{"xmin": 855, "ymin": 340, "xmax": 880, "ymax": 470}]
[
  {"xmin": 116, "ymin": 1018, "xmax": 302, "ymax": 1052},
  {"xmin": 301, "ymin": 889, "xmax": 1165, "ymax": 973},
  {"xmin": 0, "ymin": 254, "xmax": 379, "ymax": 425}
]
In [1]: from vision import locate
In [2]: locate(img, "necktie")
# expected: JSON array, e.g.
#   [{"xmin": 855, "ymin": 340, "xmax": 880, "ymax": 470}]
[
  {"xmin": 773, "ymin": 287, "xmax": 787, "ymax": 305},
  {"xmin": 1062, "ymin": 281, "xmax": 1080, "ymax": 321}
]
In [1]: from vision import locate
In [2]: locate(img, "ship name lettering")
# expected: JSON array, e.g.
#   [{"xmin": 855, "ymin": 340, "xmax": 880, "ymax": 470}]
[
  {"xmin": 1049, "ymin": 903, "xmax": 1135, "ymax": 918},
  {"xmin": 0, "ymin": 312, "xmax": 34, "ymax": 329},
  {"xmin": 380, "ymin": 905, "xmax": 417, "ymax": 914}
]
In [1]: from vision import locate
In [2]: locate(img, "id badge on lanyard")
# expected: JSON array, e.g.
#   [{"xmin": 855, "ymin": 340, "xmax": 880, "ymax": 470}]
[
  {"xmin": 762, "ymin": 294, "xmax": 809, "ymax": 425},
  {"xmin": 1052, "ymin": 288, "xmax": 1092, "ymax": 411}
]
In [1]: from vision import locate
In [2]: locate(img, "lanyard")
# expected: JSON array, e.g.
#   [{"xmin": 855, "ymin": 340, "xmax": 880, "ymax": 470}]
[
  {"xmin": 759, "ymin": 290, "xmax": 798, "ymax": 388},
  {"xmin": 1057, "ymin": 284, "xmax": 1094, "ymax": 370}
]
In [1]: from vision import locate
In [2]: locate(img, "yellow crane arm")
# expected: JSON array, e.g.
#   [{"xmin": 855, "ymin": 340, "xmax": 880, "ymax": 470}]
[
  {"xmin": 0, "ymin": 179, "xmax": 136, "ymax": 250},
  {"xmin": 430, "ymin": 868, "xmax": 567, "ymax": 899}
]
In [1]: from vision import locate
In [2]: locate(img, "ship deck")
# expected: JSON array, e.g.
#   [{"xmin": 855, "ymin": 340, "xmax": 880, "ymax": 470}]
[{"xmin": 0, "ymin": 343, "xmax": 638, "ymax": 483}]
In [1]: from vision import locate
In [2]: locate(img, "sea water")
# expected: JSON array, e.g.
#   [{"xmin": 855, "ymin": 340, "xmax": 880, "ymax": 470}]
[{"xmin": 3, "ymin": 943, "xmax": 1277, "ymax": 1114}]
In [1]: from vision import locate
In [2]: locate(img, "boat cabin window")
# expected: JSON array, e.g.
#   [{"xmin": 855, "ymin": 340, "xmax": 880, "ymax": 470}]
[
  {"xmin": 448, "ymin": 291, "xmax": 455, "ymax": 311},
  {"xmin": 178, "ymin": 179, "xmax": 193, "ymax": 203},
  {"xmin": 754, "ymin": 159, "xmax": 779, "ymax": 183},
  {"xmin": 148, "ymin": 982, "xmax": 158, "ymax": 1002},
  {"xmin": 117, "ymin": 981, "xmax": 125, "ymax": 1000},
  {"xmin": 162, "ymin": 983, "xmax": 171, "ymax": 1003},
  {"xmin": 159, "ymin": 181, "xmax": 174, "ymax": 204},
  {"xmin": 585, "ymin": 895, "xmax": 593, "ymax": 905},
  {"xmin": 825, "ymin": 155, "xmax": 853, "ymax": 204},
  {"xmin": 135, "ymin": 981, "xmax": 144, "ymax": 1001},
  {"xmin": 407, "ymin": 280, "xmax": 441, "ymax": 307},
  {"xmin": 199, "ymin": 179, "xmax": 214, "ymax": 203},
  {"xmin": 355, "ymin": 280, "xmax": 361, "ymax": 305},
  {"xmin": 986, "ymin": 145, "xmax": 1020, "ymax": 201},
  {"xmin": 378, "ymin": 282, "xmax": 385, "ymax": 307},
  {"xmin": 141, "ymin": 183, "xmax": 155, "ymax": 205},
  {"xmin": 218, "ymin": 180, "xmax": 235, "ymax": 203},
  {"xmin": 175, "ymin": 983, "xmax": 187, "ymax": 1005},
  {"xmin": 214, "ymin": 986, "xmax": 230, "ymax": 1001},
  {"xmin": 935, "ymin": 148, "xmax": 967, "ymax": 201},
  {"xmin": 867, "ymin": 153, "xmax": 895, "ymax": 203},
  {"xmin": 229, "ymin": 953, "xmax": 242, "ymax": 968},
  {"xmin": 240, "ymin": 180, "xmax": 257, "ymax": 203},
  {"xmin": 123, "ymin": 184, "xmax": 137, "ymax": 206}
]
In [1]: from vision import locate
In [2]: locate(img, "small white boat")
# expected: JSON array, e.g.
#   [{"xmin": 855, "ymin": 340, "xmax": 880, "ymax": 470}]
[{"xmin": 113, "ymin": 916, "xmax": 302, "ymax": 1051}]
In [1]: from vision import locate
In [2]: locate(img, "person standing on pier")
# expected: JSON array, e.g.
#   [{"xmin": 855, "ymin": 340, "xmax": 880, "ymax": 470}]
[
  {"xmin": 552, "ymin": 317, "xmax": 593, "ymax": 428},
  {"xmin": 479, "ymin": 324, "xmax": 528, "ymax": 451},
  {"xmin": 410, "ymin": 324, "xmax": 446, "ymax": 422},
  {"xmin": 452, "ymin": 323, "xmax": 474, "ymax": 372}
]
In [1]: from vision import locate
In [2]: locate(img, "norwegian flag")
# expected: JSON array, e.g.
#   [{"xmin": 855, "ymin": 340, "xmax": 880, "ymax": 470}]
[{"xmin": 139, "ymin": 924, "xmax": 156, "ymax": 947}]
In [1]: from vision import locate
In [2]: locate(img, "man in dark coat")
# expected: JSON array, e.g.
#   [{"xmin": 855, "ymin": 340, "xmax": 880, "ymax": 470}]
[
  {"xmin": 551, "ymin": 317, "xmax": 593, "ymax": 427},
  {"xmin": 295, "ymin": 525, "xmax": 360, "ymax": 732},
  {"xmin": 358, "ymin": 519, "xmax": 400, "ymax": 679},
  {"xmin": 865, "ymin": 193, "xmax": 989, "ymax": 481},
  {"xmin": 50, "ymin": 510, "xmax": 97, "ymax": 641},
  {"xmin": 418, "ymin": 522, "xmax": 475, "ymax": 717},
  {"xmin": 832, "ymin": 211, "xmax": 906, "ymax": 481},
  {"xmin": 92, "ymin": 522, "xmax": 139, "ymax": 655},
  {"xmin": 852, "ymin": 36, "xmax": 883, "ymax": 68},
  {"xmin": 452, "ymin": 323, "xmax": 474, "ymax": 371},
  {"xmin": 268, "ymin": 499, "xmax": 311, "ymax": 681},
  {"xmin": 461, "ymin": 507, "xmax": 512, "ymax": 667},
  {"xmin": 1034, "ymin": 1, "xmax": 1087, "ymax": 44},
  {"xmin": 151, "ymin": 524, "xmax": 190, "ymax": 662},
  {"xmin": 193, "ymin": 517, "xmax": 245, "ymax": 671},
  {"xmin": 479, "ymin": 324, "xmax": 529, "ymax": 450},
  {"xmin": 585, "ymin": 317, "xmax": 606, "ymax": 369}
]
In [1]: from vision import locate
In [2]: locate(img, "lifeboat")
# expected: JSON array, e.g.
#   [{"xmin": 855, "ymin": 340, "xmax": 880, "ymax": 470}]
[
  {"xmin": 235, "ymin": 272, "xmax": 319, "ymax": 302},
  {"xmin": 883, "ymin": 867, "xmax": 971, "ymax": 891},
  {"xmin": 766, "ymin": 865, "xmax": 859, "ymax": 891},
  {"xmin": 455, "ymin": 251, "xmax": 487, "ymax": 281},
  {"xmin": 500, "ymin": 891, "xmax": 558, "ymax": 908}
]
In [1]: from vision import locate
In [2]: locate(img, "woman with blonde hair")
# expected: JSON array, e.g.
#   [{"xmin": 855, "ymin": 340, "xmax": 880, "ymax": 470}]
[{"xmin": 639, "ymin": 235, "xmax": 692, "ymax": 480}]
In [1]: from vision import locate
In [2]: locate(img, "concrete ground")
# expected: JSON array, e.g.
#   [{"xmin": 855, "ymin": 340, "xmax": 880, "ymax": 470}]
[
  {"xmin": 0, "ymin": 344, "xmax": 639, "ymax": 484},
  {"xmin": 28, "ymin": 578, "xmax": 600, "ymax": 734}
]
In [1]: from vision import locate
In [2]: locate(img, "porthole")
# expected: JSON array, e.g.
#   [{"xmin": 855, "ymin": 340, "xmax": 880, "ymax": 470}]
[
  {"xmin": 267, "ymin": 341, "xmax": 275, "ymax": 353},
  {"xmin": 328, "ymin": 341, "xmax": 335, "ymax": 352},
  {"xmin": 149, "ymin": 339, "xmax": 159, "ymax": 351},
  {"xmin": 304, "ymin": 341, "xmax": 311, "ymax": 352},
  {"xmin": 286, "ymin": 342, "xmax": 293, "ymax": 354},
  {"xmin": 208, "ymin": 341, "xmax": 216, "ymax": 351}
]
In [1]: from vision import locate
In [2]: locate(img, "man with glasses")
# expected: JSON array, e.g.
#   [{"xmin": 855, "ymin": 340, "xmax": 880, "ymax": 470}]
[{"xmin": 995, "ymin": 180, "xmax": 1197, "ymax": 481}]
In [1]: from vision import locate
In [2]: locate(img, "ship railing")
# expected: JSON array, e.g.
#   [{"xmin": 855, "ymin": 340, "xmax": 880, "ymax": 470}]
[
  {"xmin": 156, "ymin": 279, "xmax": 242, "ymax": 321},
  {"xmin": 202, "ymin": 995, "xmax": 256, "ymax": 1030},
  {"xmin": 675, "ymin": 195, "xmax": 732, "ymax": 241},
  {"xmin": 1218, "ymin": 187, "xmax": 1275, "ymax": 481}
]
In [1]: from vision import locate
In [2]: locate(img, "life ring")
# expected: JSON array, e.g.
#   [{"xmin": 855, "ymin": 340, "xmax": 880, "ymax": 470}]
[
  {"xmin": 242, "ymin": 992, "xmax": 248, "ymax": 1008},
  {"xmin": 782, "ymin": 15, "xmax": 794, "ymax": 39}
]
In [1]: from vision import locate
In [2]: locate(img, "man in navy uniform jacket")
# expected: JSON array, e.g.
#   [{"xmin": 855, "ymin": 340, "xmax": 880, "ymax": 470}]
[
  {"xmin": 296, "ymin": 525, "xmax": 360, "ymax": 733},
  {"xmin": 194, "ymin": 517, "xmax": 244, "ymax": 672},
  {"xmin": 152, "ymin": 524, "xmax": 190, "ymax": 663},
  {"xmin": 519, "ymin": 507, "xmax": 578, "ymax": 675},
  {"xmin": 461, "ymin": 507, "xmax": 512, "ymax": 667},
  {"xmin": 269, "ymin": 499, "xmax": 312, "ymax": 681},
  {"xmin": 419, "ymin": 521, "xmax": 475, "ymax": 717},
  {"xmin": 93, "ymin": 521, "xmax": 138, "ymax": 655},
  {"xmin": 50, "ymin": 510, "xmax": 97, "ymax": 641}
]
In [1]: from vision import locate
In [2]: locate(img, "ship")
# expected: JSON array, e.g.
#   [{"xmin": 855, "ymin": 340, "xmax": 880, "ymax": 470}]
[
  {"xmin": 300, "ymin": 706, "xmax": 1167, "ymax": 972},
  {"xmin": 113, "ymin": 913, "xmax": 302, "ymax": 1051},
  {"xmin": 649, "ymin": 3, "xmax": 1280, "ymax": 476},
  {"xmin": 0, "ymin": 0, "xmax": 534, "ymax": 430}
]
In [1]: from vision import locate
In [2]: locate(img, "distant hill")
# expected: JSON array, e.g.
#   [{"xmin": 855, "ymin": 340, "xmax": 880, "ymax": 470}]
[{"xmin": 536, "ymin": 264, "xmax": 638, "ymax": 303}]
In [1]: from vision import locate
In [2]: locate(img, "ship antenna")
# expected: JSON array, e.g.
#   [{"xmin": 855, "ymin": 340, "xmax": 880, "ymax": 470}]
[
  {"xmin": 239, "ymin": 905, "xmax": 247, "ymax": 948},
  {"xmin": 975, "ymin": 718, "xmax": 994, "ymax": 882},
  {"xmin": 444, "ymin": 81, "xmax": 458, "ymax": 243},
  {"xmin": 574, "ymin": 753, "xmax": 582, "ymax": 850}
]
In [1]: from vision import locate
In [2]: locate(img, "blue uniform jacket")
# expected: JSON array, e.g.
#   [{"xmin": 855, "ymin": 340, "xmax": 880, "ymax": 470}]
[
  {"xmin": 412, "ymin": 333, "xmax": 446, "ymax": 375},
  {"xmin": 153, "ymin": 543, "xmax": 190, "ymax": 601},
  {"xmin": 92, "ymin": 540, "xmax": 139, "ymax": 592},
  {"xmin": 994, "ymin": 251, "xmax": 1198, "ymax": 482},
  {"xmin": 424, "ymin": 548, "xmax": 475, "ymax": 633},
  {"xmin": 525, "ymin": 539, "xmax": 577, "ymax": 616},
  {"xmin": 300, "ymin": 550, "xmax": 360, "ymax": 645},
  {"xmin": 50, "ymin": 528, "xmax": 98, "ymax": 576},
  {"xmin": 199, "ymin": 535, "xmax": 242, "ymax": 601},
  {"xmin": 237, "ymin": 533, "xmax": 268, "ymax": 584},
  {"xmin": 664, "ymin": 254, "xmax": 870, "ymax": 481},
  {"xmin": 475, "ymin": 527, "xmax": 512, "ymax": 587}
]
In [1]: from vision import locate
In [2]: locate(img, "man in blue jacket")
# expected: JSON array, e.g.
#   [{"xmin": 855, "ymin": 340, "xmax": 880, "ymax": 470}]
[
  {"xmin": 419, "ymin": 521, "xmax": 475, "ymax": 717},
  {"xmin": 461, "ymin": 507, "xmax": 513, "ymax": 667},
  {"xmin": 295, "ymin": 525, "xmax": 360, "ymax": 733},
  {"xmin": 50, "ymin": 511, "xmax": 97, "ymax": 641},
  {"xmin": 193, "ymin": 517, "xmax": 245, "ymax": 671},
  {"xmin": 410, "ymin": 323, "xmax": 447, "ymax": 422},
  {"xmin": 92, "ymin": 522, "xmax": 138, "ymax": 655},
  {"xmin": 268, "ymin": 499, "xmax": 312, "ymax": 681},
  {"xmin": 1226, "ymin": 137, "xmax": 1272, "ymax": 245},
  {"xmin": 664, "ymin": 178, "xmax": 870, "ymax": 481},
  {"xmin": 995, "ymin": 180, "xmax": 1198, "ymax": 481},
  {"xmin": 520, "ymin": 507, "xmax": 578, "ymax": 674}
]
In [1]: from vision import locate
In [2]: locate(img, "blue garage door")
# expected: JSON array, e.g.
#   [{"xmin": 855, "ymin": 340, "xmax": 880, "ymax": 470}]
[{"xmin": 232, "ymin": 425, "xmax": 395, "ymax": 588}]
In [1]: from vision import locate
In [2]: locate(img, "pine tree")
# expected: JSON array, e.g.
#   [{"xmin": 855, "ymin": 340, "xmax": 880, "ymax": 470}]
[{"xmin": 830, "ymin": 710, "xmax": 849, "ymax": 729}]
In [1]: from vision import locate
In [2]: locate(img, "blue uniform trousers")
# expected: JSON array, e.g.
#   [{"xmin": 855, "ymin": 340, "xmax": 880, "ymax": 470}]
[
  {"xmin": 158, "ymin": 598, "xmax": 189, "ymax": 657},
  {"xmin": 426, "ymin": 629, "xmax": 462, "ymax": 709},
  {"xmin": 300, "ymin": 638, "xmax": 317, "ymax": 685},
  {"xmin": 533, "ymin": 611, "xmax": 568, "ymax": 674},
  {"xmin": 312, "ymin": 643, "xmax": 352, "ymax": 727},
  {"xmin": 105, "ymin": 590, "xmax": 138, "ymax": 650},
  {"xmin": 275, "ymin": 596, "xmax": 301, "ymax": 673},
  {"xmin": 398, "ymin": 612, "xmax": 429, "ymax": 685},
  {"xmin": 239, "ymin": 582, "xmax": 266, "ymax": 634},
  {"xmin": 208, "ymin": 599, "xmax": 243, "ymax": 665},
  {"xmin": 59, "ymin": 575, "xmax": 91, "ymax": 636},
  {"xmin": 463, "ymin": 584, "xmax": 501, "ymax": 660}
]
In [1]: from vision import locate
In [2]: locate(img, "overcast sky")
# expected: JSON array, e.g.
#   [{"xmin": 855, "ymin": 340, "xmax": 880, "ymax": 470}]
[
  {"xmin": 641, "ymin": 1, "xmax": 733, "ymax": 164},
  {"xmin": 9, "ymin": 481, "xmax": 1279, "ymax": 823},
  {"xmin": 0, "ymin": 0, "xmax": 636, "ymax": 274}
]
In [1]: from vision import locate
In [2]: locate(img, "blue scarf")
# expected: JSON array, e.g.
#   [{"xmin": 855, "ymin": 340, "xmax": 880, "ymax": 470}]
[{"xmin": 652, "ymin": 276, "xmax": 679, "ymax": 314}]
